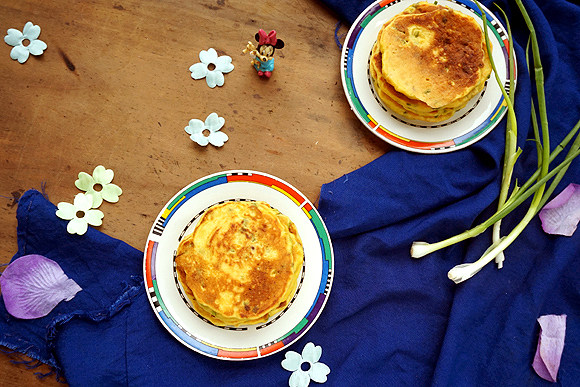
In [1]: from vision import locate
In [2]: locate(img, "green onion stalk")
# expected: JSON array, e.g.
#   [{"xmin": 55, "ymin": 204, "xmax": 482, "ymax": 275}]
[
  {"xmin": 505, "ymin": 118, "xmax": 580, "ymax": 206},
  {"xmin": 482, "ymin": 4, "xmax": 519, "ymax": 269},
  {"xmin": 410, "ymin": 145, "xmax": 580, "ymax": 259},
  {"xmin": 410, "ymin": 0, "xmax": 580, "ymax": 283},
  {"xmin": 448, "ymin": 0, "xmax": 551, "ymax": 283}
]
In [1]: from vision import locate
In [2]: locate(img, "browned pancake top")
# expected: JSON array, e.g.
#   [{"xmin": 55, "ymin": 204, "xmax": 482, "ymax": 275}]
[
  {"xmin": 175, "ymin": 201, "xmax": 302, "ymax": 321},
  {"xmin": 379, "ymin": 7, "xmax": 490, "ymax": 107}
]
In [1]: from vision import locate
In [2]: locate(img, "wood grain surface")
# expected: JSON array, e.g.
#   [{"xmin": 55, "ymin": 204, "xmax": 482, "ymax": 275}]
[{"xmin": 0, "ymin": 0, "xmax": 389, "ymax": 384}]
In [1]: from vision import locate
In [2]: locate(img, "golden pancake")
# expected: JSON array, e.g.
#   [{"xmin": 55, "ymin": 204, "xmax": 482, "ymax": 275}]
[
  {"xmin": 175, "ymin": 201, "xmax": 303, "ymax": 326},
  {"xmin": 376, "ymin": 1, "xmax": 444, "ymax": 44},
  {"xmin": 185, "ymin": 256, "xmax": 301, "ymax": 326},
  {"xmin": 378, "ymin": 4, "xmax": 492, "ymax": 108},
  {"xmin": 372, "ymin": 76, "xmax": 457, "ymax": 122},
  {"xmin": 371, "ymin": 42, "xmax": 455, "ymax": 116},
  {"xmin": 370, "ymin": 41, "xmax": 486, "ymax": 118}
]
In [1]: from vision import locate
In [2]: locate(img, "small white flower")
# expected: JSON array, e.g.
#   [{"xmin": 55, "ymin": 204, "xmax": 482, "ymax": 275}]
[
  {"xmin": 74, "ymin": 165, "xmax": 123, "ymax": 208},
  {"xmin": 189, "ymin": 48, "xmax": 234, "ymax": 88},
  {"xmin": 4, "ymin": 21, "xmax": 47, "ymax": 63},
  {"xmin": 185, "ymin": 112, "xmax": 228, "ymax": 147},
  {"xmin": 56, "ymin": 193, "xmax": 104, "ymax": 235},
  {"xmin": 282, "ymin": 342, "xmax": 330, "ymax": 387}
]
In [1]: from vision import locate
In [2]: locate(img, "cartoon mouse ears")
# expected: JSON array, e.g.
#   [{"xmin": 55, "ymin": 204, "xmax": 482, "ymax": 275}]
[{"xmin": 255, "ymin": 29, "xmax": 285, "ymax": 49}]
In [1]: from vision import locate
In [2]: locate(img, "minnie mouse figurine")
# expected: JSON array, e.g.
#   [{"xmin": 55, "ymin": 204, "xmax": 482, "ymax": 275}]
[{"xmin": 243, "ymin": 29, "xmax": 285, "ymax": 78}]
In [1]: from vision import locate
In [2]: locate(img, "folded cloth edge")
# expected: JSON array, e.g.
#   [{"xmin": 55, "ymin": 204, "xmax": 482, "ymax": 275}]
[
  {"xmin": 1, "ymin": 190, "xmax": 143, "ymax": 377},
  {"xmin": 0, "ymin": 280, "xmax": 140, "ymax": 373}
]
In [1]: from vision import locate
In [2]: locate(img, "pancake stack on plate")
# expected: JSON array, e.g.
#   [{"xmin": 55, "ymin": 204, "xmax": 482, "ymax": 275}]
[
  {"xmin": 370, "ymin": 2, "xmax": 492, "ymax": 122},
  {"xmin": 175, "ymin": 201, "xmax": 304, "ymax": 327}
]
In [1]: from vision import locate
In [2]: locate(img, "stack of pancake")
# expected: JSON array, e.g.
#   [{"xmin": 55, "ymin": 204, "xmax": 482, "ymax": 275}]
[
  {"xmin": 370, "ymin": 2, "xmax": 492, "ymax": 122},
  {"xmin": 175, "ymin": 201, "xmax": 303, "ymax": 326}
]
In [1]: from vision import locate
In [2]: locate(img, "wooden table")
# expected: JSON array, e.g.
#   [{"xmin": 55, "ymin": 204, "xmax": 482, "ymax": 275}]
[{"xmin": 0, "ymin": 0, "xmax": 388, "ymax": 384}]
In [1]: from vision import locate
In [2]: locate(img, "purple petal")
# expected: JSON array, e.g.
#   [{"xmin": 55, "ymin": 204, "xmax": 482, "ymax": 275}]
[
  {"xmin": 0, "ymin": 254, "xmax": 82, "ymax": 319},
  {"xmin": 539, "ymin": 183, "xmax": 580, "ymax": 236},
  {"xmin": 532, "ymin": 314, "xmax": 567, "ymax": 382}
]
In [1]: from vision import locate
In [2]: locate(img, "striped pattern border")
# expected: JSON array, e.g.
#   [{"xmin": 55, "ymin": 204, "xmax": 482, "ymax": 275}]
[{"xmin": 144, "ymin": 171, "xmax": 333, "ymax": 360}]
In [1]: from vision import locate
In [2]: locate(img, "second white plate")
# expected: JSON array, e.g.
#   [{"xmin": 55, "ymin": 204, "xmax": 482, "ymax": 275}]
[{"xmin": 340, "ymin": 0, "xmax": 515, "ymax": 153}]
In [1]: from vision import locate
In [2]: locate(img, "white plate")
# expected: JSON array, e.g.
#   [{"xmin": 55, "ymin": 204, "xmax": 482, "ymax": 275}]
[
  {"xmin": 340, "ymin": 0, "xmax": 515, "ymax": 153},
  {"xmin": 143, "ymin": 170, "xmax": 334, "ymax": 360}
]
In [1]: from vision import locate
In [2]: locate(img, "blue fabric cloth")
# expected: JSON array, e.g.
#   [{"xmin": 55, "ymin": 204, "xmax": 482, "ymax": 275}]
[
  {"xmin": 316, "ymin": 0, "xmax": 580, "ymax": 386},
  {"xmin": 1, "ymin": 0, "xmax": 579, "ymax": 386}
]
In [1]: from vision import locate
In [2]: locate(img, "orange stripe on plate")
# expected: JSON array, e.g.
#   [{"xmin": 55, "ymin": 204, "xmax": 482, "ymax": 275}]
[
  {"xmin": 260, "ymin": 341, "xmax": 284, "ymax": 356},
  {"xmin": 218, "ymin": 349, "xmax": 258, "ymax": 359},
  {"xmin": 376, "ymin": 126, "xmax": 409, "ymax": 142},
  {"xmin": 376, "ymin": 126, "xmax": 454, "ymax": 150}
]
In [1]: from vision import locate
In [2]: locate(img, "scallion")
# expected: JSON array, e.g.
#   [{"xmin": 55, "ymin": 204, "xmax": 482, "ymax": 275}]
[{"xmin": 410, "ymin": 0, "xmax": 580, "ymax": 283}]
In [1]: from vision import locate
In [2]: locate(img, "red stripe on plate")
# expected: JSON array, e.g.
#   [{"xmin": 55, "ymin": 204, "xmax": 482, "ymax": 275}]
[
  {"xmin": 228, "ymin": 174, "xmax": 305, "ymax": 204},
  {"xmin": 218, "ymin": 349, "xmax": 259, "ymax": 359},
  {"xmin": 260, "ymin": 341, "xmax": 284, "ymax": 356},
  {"xmin": 145, "ymin": 240, "xmax": 155, "ymax": 288}
]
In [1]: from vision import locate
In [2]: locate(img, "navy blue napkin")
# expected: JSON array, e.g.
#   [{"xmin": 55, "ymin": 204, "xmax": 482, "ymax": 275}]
[
  {"xmin": 1, "ymin": 0, "xmax": 580, "ymax": 386},
  {"xmin": 317, "ymin": 0, "xmax": 580, "ymax": 385}
]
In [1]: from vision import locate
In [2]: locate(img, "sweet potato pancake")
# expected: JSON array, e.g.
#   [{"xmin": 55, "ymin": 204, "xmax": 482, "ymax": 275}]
[
  {"xmin": 175, "ymin": 201, "xmax": 303, "ymax": 326},
  {"xmin": 370, "ymin": 2, "xmax": 492, "ymax": 121}
]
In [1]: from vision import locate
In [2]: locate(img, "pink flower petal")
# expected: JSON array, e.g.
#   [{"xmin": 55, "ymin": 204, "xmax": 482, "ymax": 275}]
[
  {"xmin": 0, "ymin": 254, "xmax": 82, "ymax": 319},
  {"xmin": 539, "ymin": 183, "xmax": 580, "ymax": 236},
  {"xmin": 532, "ymin": 314, "xmax": 566, "ymax": 382}
]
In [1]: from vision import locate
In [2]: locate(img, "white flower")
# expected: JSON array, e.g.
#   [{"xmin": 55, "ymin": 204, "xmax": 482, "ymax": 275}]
[
  {"xmin": 185, "ymin": 112, "xmax": 228, "ymax": 147},
  {"xmin": 56, "ymin": 193, "xmax": 104, "ymax": 235},
  {"xmin": 282, "ymin": 342, "xmax": 331, "ymax": 387},
  {"xmin": 189, "ymin": 48, "xmax": 234, "ymax": 88},
  {"xmin": 75, "ymin": 165, "xmax": 123, "ymax": 208},
  {"xmin": 4, "ymin": 21, "xmax": 47, "ymax": 63}
]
